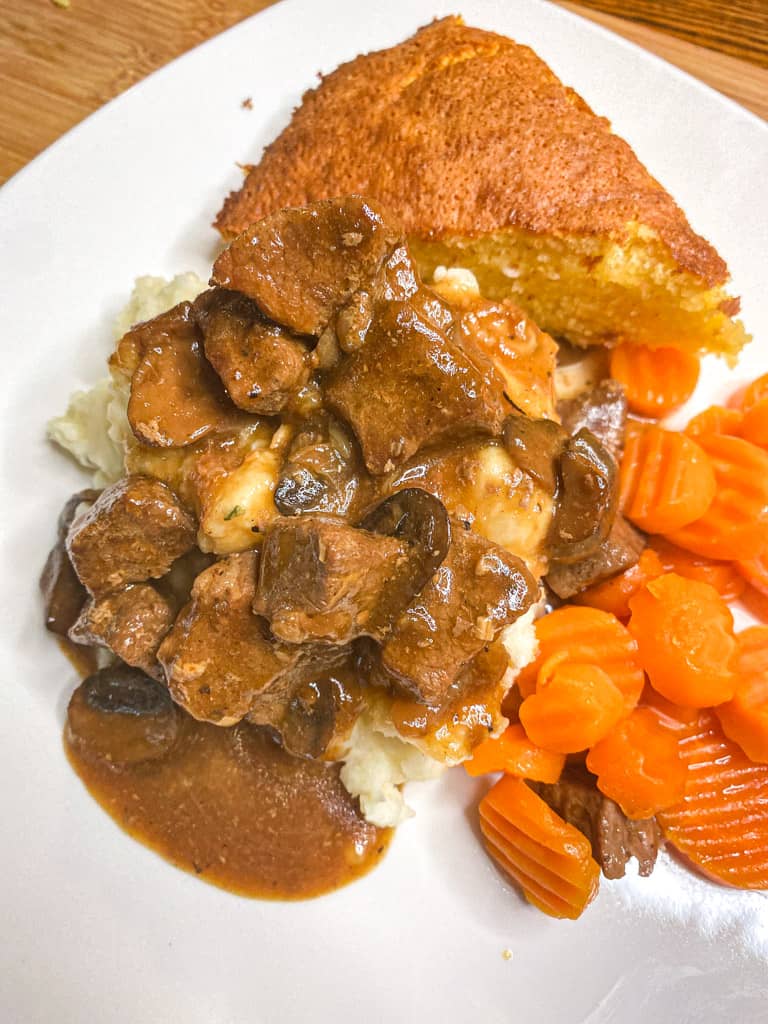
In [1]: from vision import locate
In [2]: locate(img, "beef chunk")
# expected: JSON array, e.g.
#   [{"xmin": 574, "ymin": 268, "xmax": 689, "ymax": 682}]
[
  {"xmin": 546, "ymin": 514, "xmax": 645, "ymax": 599},
  {"xmin": 193, "ymin": 289, "xmax": 311, "ymax": 414},
  {"xmin": 381, "ymin": 527, "xmax": 536, "ymax": 705},
  {"xmin": 158, "ymin": 551, "xmax": 298, "ymax": 725},
  {"xmin": 326, "ymin": 298, "xmax": 507, "ymax": 475},
  {"xmin": 547, "ymin": 428, "xmax": 618, "ymax": 564},
  {"xmin": 40, "ymin": 489, "xmax": 99, "ymax": 635},
  {"xmin": 67, "ymin": 476, "xmax": 196, "ymax": 597},
  {"xmin": 118, "ymin": 302, "xmax": 237, "ymax": 448},
  {"xmin": 69, "ymin": 583, "xmax": 174, "ymax": 678},
  {"xmin": 532, "ymin": 774, "xmax": 663, "ymax": 879},
  {"xmin": 253, "ymin": 515, "xmax": 409, "ymax": 644},
  {"xmin": 211, "ymin": 196, "xmax": 400, "ymax": 336},
  {"xmin": 558, "ymin": 380, "xmax": 628, "ymax": 463}
]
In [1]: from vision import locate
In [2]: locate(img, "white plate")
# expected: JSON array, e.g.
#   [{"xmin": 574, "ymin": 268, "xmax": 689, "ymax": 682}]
[{"xmin": 1, "ymin": 1, "xmax": 767, "ymax": 1021}]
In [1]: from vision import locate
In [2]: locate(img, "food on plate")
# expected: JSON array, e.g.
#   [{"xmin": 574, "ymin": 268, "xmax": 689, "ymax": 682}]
[
  {"xmin": 216, "ymin": 16, "xmax": 747, "ymax": 360},
  {"xmin": 41, "ymin": 17, "xmax": 766, "ymax": 920}
]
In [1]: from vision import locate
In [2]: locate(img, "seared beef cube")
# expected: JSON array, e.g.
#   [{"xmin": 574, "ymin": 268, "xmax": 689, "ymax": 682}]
[
  {"xmin": 254, "ymin": 515, "xmax": 409, "ymax": 644},
  {"xmin": 69, "ymin": 583, "xmax": 174, "ymax": 678},
  {"xmin": 382, "ymin": 528, "xmax": 536, "ymax": 705},
  {"xmin": 158, "ymin": 551, "xmax": 297, "ymax": 725},
  {"xmin": 194, "ymin": 289, "xmax": 310, "ymax": 414},
  {"xmin": 67, "ymin": 476, "xmax": 196, "ymax": 596},
  {"xmin": 40, "ymin": 489, "xmax": 99, "ymax": 635},
  {"xmin": 558, "ymin": 380, "xmax": 628, "ymax": 462},
  {"xmin": 211, "ymin": 196, "xmax": 400, "ymax": 336},
  {"xmin": 326, "ymin": 300, "xmax": 507, "ymax": 474},
  {"xmin": 532, "ymin": 774, "xmax": 663, "ymax": 879},
  {"xmin": 546, "ymin": 514, "xmax": 645, "ymax": 599}
]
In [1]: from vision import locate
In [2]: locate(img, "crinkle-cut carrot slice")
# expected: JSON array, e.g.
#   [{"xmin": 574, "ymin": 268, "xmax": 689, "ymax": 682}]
[
  {"xmin": 741, "ymin": 584, "xmax": 768, "ymax": 624},
  {"xmin": 715, "ymin": 627, "xmax": 768, "ymax": 764},
  {"xmin": 573, "ymin": 548, "xmax": 664, "ymax": 620},
  {"xmin": 479, "ymin": 776, "xmax": 600, "ymax": 919},
  {"xmin": 638, "ymin": 682, "xmax": 699, "ymax": 733},
  {"xmin": 737, "ymin": 553, "xmax": 768, "ymax": 597},
  {"xmin": 739, "ymin": 399, "xmax": 768, "ymax": 448},
  {"xmin": 619, "ymin": 422, "xmax": 716, "ymax": 534},
  {"xmin": 609, "ymin": 342, "xmax": 700, "ymax": 418},
  {"xmin": 685, "ymin": 405, "xmax": 744, "ymax": 440},
  {"xmin": 465, "ymin": 724, "xmax": 565, "ymax": 782},
  {"xmin": 516, "ymin": 606, "xmax": 645, "ymax": 712},
  {"xmin": 665, "ymin": 433, "xmax": 768, "ymax": 560},
  {"xmin": 650, "ymin": 536, "xmax": 745, "ymax": 600},
  {"xmin": 520, "ymin": 663, "xmax": 625, "ymax": 754},
  {"xmin": 658, "ymin": 711, "xmax": 768, "ymax": 889},
  {"xmin": 741, "ymin": 374, "xmax": 768, "ymax": 412}
]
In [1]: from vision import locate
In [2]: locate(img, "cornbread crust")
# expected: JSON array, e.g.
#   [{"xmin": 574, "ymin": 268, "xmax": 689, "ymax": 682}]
[{"xmin": 216, "ymin": 16, "xmax": 727, "ymax": 289}]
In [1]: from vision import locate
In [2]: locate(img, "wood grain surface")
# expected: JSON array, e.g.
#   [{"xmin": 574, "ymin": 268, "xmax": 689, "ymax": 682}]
[{"xmin": 1, "ymin": 0, "xmax": 766, "ymax": 185}]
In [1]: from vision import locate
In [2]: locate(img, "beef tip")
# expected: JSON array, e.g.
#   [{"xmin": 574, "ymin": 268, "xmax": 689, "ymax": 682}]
[
  {"xmin": 253, "ymin": 515, "xmax": 410, "ymax": 644},
  {"xmin": 532, "ymin": 774, "xmax": 663, "ymax": 880},
  {"xmin": 158, "ymin": 551, "xmax": 298, "ymax": 725},
  {"xmin": 546, "ymin": 514, "xmax": 645, "ymax": 599},
  {"xmin": 66, "ymin": 665, "xmax": 180, "ymax": 765},
  {"xmin": 193, "ymin": 288, "xmax": 311, "ymax": 414},
  {"xmin": 67, "ymin": 476, "xmax": 196, "ymax": 597},
  {"xmin": 325, "ymin": 298, "xmax": 507, "ymax": 475},
  {"xmin": 211, "ymin": 196, "xmax": 400, "ymax": 336},
  {"xmin": 547, "ymin": 428, "xmax": 618, "ymax": 564},
  {"xmin": 69, "ymin": 583, "xmax": 174, "ymax": 678},
  {"xmin": 40, "ymin": 489, "xmax": 99, "ymax": 635},
  {"xmin": 273, "ymin": 414, "xmax": 372, "ymax": 519},
  {"xmin": 558, "ymin": 380, "xmax": 628, "ymax": 463},
  {"xmin": 381, "ymin": 527, "xmax": 536, "ymax": 705},
  {"xmin": 117, "ymin": 302, "xmax": 238, "ymax": 448},
  {"xmin": 503, "ymin": 412, "xmax": 567, "ymax": 493}
]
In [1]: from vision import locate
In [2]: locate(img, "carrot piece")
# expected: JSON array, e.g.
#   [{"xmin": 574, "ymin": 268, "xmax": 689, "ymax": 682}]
[
  {"xmin": 586, "ymin": 707, "xmax": 687, "ymax": 818},
  {"xmin": 619, "ymin": 422, "xmax": 716, "ymax": 534},
  {"xmin": 715, "ymin": 627, "xmax": 768, "ymax": 763},
  {"xmin": 685, "ymin": 405, "xmax": 744, "ymax": 440},
  {"xmin": 573, "ymin": 547, "xmax": 664, "ymax": 620},
  {"xmin": 638, "ymin": 682, "xmax": 699, "ymax": 732},
  {"xmin": 658, "ymin": 711, "xmax": 768, "ymax": 889},
  {"xmin": 465, "ymin": 724, "xmax": 565, "ymax": 782},
  {"xmin": 628, "ymin": 573, "xmax": 737, "ymax": 707},
  {"xmin": 739, "ymin": 399, "xmax": 768, "ymax": 448},
  {"xmin": 479, "ymin": 775, "xmax": 600, "ymax": 919},
  {"xmin": 609, "ymin": 342, "xmax": 700, "ymax": 418},
  {"xmin": 665, "ymin": 433, "xmax": 768, "ymax": 560},
  {"xmin": 520, "ymin": 663, "xmax": 625, "ymax": 754},
  {"xmin": 737, "ymin": 553, "xmax": 768, "ymax": 597},
  {"xmin": 742, "ymin": 584, "xmax": 768, "ymax": 624},
  {"xmin": 650, "ymin": 536, "xmax": 745, "ymax": 600},
  {"xmin": 741, "ymin": 374, "xmax": 768, "ymax": 411},
  {"xmin": 516, "ymin": 606, "xmax": 645, "ymax": 712}
]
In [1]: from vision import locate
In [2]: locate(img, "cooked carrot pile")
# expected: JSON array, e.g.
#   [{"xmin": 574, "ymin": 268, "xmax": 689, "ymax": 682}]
[
  {"xmin": 649, "ymin": 537, "xmax": 745, "ymax": 600},
  {"xmin": 479, "ymin": 776, "xmax": 600, "ymax": 919},
  {"xmin": 715, "ymin": 627, "xmax": 768, "ymax": 764}
]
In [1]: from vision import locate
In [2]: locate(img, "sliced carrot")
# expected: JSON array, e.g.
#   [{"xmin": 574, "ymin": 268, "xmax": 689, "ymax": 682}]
[
  {"xmin": 465, "ymin": 724, "xmax": 565, "ymax": 782},
  {"xmin": 741, "ymin": 374, "xmax": 768, "ymax": 411},
  {"xmin": 573, "ymin": 548, "xmax": 664, "ymax": 620},
  {"xmin": 685, "ymin": 404, "xmax": 744, "ymax": 440},
  {"xmin": 742, "ymin": 584, "xmax": 768, "ymax": 624},
  {"xmin": 628, "ymin": 573, "xmax": 737, "ymax": 707},
  {"xmin": 638, "ymin": 682, "xmax": 699, "ymax": 733},
  {"xmin": 727, "ymin": 385, "xmax": 749, "ymax": 410},
  {"xmin": 716, "ymin": 627, "xmax": 768, "ymax": 763},
  {"xmin": 609, "ymin": 342, "xmax": 700, "ymax": 418},
  {"xmin": 586, "ymin": 707, "xmax": 686, "ymax": 819},
  {"xmin": 519, "ymin": 663, "xmax": 625, "ymax": 754},
  {"xmin": 650, "ymin": 536, "xmax": 745, "ymax": 600},
  {"xmin": 665, "ymin": 433, "xmax": 768, "ymax": 560},
  {"xmin": 740, "ymin": 399, "xmax": 768, "ymax": 448},
  {"xmin": 479, "ymin": 775, "xmax": 600, "ymax": 919},
  {"xmin": 737, "ymin": 553, "xmax": 768, "ymax": 597},
  {"xmin": 516, "ymin": 606, "xmax": 645, "ymax": 712},
  {"xmin": 619, "ymin": 422, "xmax": 716, "ymax": 534},
  {"xmin": 658, "ymin": 711, "xmax": 768, "ymax": 889}
]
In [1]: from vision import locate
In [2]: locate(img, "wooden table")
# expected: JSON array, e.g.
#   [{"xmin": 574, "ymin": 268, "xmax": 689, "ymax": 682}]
[{"xmin": 1, "ymin": 0, "xmax": 766, "ymax": 184}]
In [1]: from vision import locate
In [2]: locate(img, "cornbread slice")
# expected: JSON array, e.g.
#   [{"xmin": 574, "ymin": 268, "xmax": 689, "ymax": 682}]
[{"xmin": 216, "ymin": 16, "xmax": 747, "ymax": 359}]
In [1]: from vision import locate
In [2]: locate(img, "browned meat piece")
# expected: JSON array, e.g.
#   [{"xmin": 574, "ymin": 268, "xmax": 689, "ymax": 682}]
[
  {"xmin": 211, "ymin": 196, "xmax": 400, "ymax": 336},
  {"xmin": 532, "ymin": 774, "xmax": 663, "ymax": 879},
  {"xmin": 503, "ymin": 412, "xmax": 567, "ymax": 493},
  {"xmin": 40, "ymin": 489, "xmax": 99, "ymax": 635},
  {"xmin": 69, "ymin": 583, "xmax": 174, "ymax": 678},
  {"xmin": 547, "ymin": 429, "xmax": 618, "ymax": 564},
  {"xmin": 116, "ymin": 302, "xmax": 237, "ymax": 448},
  {"xmin": 158, "ymin": 551, "xmax": 298, "ymax": 725},
  {"xmin": 382, "ymin": 527, "xmax": 536, "ymax": 704},
  {"xmin": 67, "ymin": 476, "xmax": 196, "ymax": 597},
  {"xmin": 325, "ymin": 298, "xmax": 508, "ymax": 475},
  {"xmin": 254, "ymin": 515, "xmax": 409, "ymax": 644},
  {"xmin": 193, "ymin": 289, "xmax": 311, "ymax": 414},
  {"xmin": 558, "ymin": 380, "xmax": 628, "ymax": 463},
  {"xmin": 546, "ymin": 515, "xmax": 645, "ymax": 599}
]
